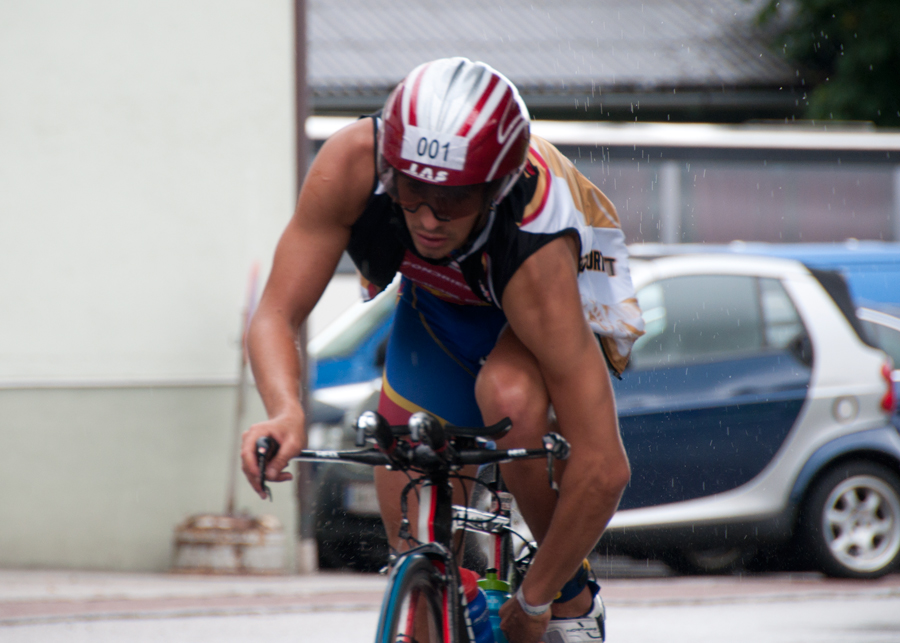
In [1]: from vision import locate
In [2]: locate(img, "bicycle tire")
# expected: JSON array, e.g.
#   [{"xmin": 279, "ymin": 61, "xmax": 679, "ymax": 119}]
[{"xmin": 376, "ymin": 554, "xmax": 449, "ymax": 643}]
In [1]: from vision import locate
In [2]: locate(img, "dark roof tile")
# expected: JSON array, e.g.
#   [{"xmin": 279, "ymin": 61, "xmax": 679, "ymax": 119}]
[{"xmin": 309, "ymin": 0, "xmax": 795, "ymax": 95}]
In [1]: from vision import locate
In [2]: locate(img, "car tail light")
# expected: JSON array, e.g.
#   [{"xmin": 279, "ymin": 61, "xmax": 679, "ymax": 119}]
[{"xmin": 881, "ymin": 362, "xmax": 897, "ymax": 413}]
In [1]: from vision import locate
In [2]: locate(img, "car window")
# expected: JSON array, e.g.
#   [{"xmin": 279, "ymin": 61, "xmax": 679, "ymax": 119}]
[
  {"xmin": 759, "ymin": 277, "xmax": 805, "ymax": 349},
  {"xmin": 860, "ymin": 320, "xmax": 900, "ymax": 366},
  {"xmin": 630, "ymin": 275, "xmax": 806, "ymax": 369}
]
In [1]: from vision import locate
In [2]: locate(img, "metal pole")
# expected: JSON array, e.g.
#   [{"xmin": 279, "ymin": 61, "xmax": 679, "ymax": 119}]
[
  {"xmin": 224, "ymin": 315, "xmax": 247, "ymax": 517},
  {"xmin": 294, "ymin": 0, "xmax": 318, "ymax": 574},
  {"xmin": 225, "ymin": 265, "xmax": 259, "ymax": 515},
  {"xmin": 659, "ymin": 161, "xmax": 682, "ymax": 244}
]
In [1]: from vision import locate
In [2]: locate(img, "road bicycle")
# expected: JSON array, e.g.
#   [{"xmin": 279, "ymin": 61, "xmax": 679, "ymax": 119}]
[{"xmin": 257, "ymin": 410, "xmax": 571, "ymax": 643}]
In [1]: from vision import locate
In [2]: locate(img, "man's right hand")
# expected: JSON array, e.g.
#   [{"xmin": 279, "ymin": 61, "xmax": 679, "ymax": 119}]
[{"xmin": 240, "ymin": 412, "xmax": 305, "ymax": 500}]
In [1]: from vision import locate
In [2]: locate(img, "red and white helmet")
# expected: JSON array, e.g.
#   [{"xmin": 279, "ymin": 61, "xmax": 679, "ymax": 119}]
[{"xmin": 378, "ymin": 57, "xmax": 530, "ymax": 206}]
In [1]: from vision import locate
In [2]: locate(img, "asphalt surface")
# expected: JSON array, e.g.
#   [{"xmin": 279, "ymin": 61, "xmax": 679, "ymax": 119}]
[{"xmin": 2, "ymin": 568, "xmax": 899, "ymax": 642}]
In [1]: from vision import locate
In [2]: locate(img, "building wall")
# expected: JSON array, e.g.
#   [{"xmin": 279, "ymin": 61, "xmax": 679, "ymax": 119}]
[
  {"xmin": 0, "ymin": 385, "xmax": 299, "ymax": 572},
  {"xmin": 0, "ymin": 0, "xmax": 295, "ymax": 386},
  {"xmin": 0, "ymin": 1, "xmax": 332, "ymax": 572},
  {"xmin": 567, "ymin": 148, "xmax": 899, "ymax": 246}
]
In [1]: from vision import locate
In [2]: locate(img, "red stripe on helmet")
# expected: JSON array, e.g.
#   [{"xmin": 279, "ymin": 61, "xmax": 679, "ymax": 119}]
[
  {"xmin": 456, "ymin": 74, "xmax": 500, "ymax": 137},
  {"xmin": 407, "ymin": 64, "xmax": 430, "ymax": 127},
  {"xmin": 486, "ymin": 87, "xmax": 516, "ymax": 140}
]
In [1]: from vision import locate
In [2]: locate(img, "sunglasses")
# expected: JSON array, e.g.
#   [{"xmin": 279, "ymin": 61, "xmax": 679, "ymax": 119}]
[{"xmin": 393, "ymin": 200, "xmax": 477, "ymax": 223}]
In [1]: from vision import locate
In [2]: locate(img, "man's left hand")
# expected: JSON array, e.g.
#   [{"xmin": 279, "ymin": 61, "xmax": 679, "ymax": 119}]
[{"xmin": 499, "ymin": 595, "xmax": 551, "ymax": 643}]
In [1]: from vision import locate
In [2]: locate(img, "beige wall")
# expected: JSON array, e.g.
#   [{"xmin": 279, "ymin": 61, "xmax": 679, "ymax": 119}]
[
  {"xmin": 0, "ymin": 1, "xmax": 314, "ymax": 571},
  {"xmin": 0, "ymin": 386, "xmax": 297, "ymax": 572},
  {"xmin": 0, "ymin": 0, "xmax": 294, "ymax": 386}
]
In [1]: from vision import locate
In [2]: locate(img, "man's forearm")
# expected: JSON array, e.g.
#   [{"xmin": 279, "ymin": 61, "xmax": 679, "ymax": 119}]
[
  {"xmin": 519, "ymin": 355, "xmax": 629, "ymax": 606},
  {"xmin": 247, "ymin": 310, "xmax": 305, "ymax": 421},
  {"xmin": 519, "ymin": 449, "xmax": 626, "ymax": 606}
]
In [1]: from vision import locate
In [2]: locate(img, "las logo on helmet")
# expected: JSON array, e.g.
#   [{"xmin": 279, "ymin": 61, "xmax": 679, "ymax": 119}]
[{"xmin": 405, "ymin": 163, "xmax": 449, "ymax": 183}]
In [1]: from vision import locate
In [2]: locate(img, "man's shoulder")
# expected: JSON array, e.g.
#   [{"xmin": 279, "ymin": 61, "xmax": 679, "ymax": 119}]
[
  {"xmin": 304, "ymin": 118, "xmax": 378, "ymax": 227},
  {"xmin": 320, "ymin": 118, "xmax": 376, "ymax": 173},
  {"xmin": 517, "ymin": 136, "xmax": 619, "ymax": 231}
]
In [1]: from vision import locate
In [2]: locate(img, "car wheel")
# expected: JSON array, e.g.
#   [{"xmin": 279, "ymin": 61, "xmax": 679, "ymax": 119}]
[{"xmin": 801, "ymin": 460, "xmax": 900, "ymax": 579}]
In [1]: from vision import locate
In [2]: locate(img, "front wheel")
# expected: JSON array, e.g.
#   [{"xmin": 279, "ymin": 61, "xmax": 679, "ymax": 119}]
[
  {"xmin": 801, "ymin": 460, "xmax": 900, "ymax": 579},
  {"xmin": 377, "ymin": 554, "xmax": 447, "ymax": 643}
]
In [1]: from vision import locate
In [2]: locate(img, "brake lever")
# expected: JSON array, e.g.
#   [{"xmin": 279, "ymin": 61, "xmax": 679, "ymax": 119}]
[
  {"xmin": 256, "ymin": 436, "xmax": 280, "ymax": 501},
  {"xmin": 542, "ymin": 432, "xmax": 571, "ymax": 460},
  {"xmin": 542, "ymin": 432, "xmax": 570, "ymax": 494}
]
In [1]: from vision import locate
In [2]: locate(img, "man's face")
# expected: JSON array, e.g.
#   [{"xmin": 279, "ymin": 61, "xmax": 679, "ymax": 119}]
[{"xmin": 394, "ymin": 174, "xmax": 485, "ymax": 259}]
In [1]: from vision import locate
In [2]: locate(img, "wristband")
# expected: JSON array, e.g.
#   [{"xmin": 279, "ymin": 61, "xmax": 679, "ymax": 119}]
[{"xmin": 515, "ymin": 587, "xmax": 551, "ymax": 616}]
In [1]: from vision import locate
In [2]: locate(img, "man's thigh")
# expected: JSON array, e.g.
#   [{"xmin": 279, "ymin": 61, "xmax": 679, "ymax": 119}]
[
  {"xmin": 374, "ymin": 282, "xmax": 506, "ymax": 546},
  {"xmin": 377, "ymin": 281, "xmax": 507, "ymax": 426}
]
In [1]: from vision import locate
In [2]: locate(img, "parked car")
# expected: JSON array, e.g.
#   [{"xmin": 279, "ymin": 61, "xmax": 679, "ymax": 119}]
[
  {"xmin": 309, "ymin": 250, "xmax": 900, "ymax": 578},
  {"xmin": 308, "ymin": 281, "xmax": 395, "ymax": 392},
  {"xmin": 856, "ymin": 306, "xmax": 900, "ymax": 422},
  {"xmin": 305, "ymin": 279, "xmax": 395, "ymax": 458},
  {"xmin": 630, "ymin": 240, "xmax": 900, "ymax": 311},
  {"xmin": 307, "ymin": 283, "xmax": 397, "ymax": 570},
  {"xmin": 603, "ymin": 252, "xmax": 899, "ymax": 579}
]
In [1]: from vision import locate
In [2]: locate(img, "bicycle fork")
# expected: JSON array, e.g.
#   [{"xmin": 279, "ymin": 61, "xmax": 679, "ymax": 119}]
[{"xmin": 409, "ymin": 474, "xmax": 473, "ymax": 643}]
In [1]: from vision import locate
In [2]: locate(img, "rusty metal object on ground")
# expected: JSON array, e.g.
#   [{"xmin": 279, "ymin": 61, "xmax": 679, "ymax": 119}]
[{"xmin": 172, "ymin": 514, "xmax": 285, "ymax": 575}]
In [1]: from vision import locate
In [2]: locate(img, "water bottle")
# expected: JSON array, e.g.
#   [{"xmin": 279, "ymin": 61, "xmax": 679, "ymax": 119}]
[
  {"xmin": 459, "ymin": 568, "xmax": 494, "ymax": 643},
  {"xmin": 478, "ymin": 568, "xmax": 510, "ymax": 643}
]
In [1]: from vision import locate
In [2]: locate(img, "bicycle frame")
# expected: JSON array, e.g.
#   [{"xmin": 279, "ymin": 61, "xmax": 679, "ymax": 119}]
[{"xmin": 257, "ymin": 410, "xmax": 569, "ymax": 643}]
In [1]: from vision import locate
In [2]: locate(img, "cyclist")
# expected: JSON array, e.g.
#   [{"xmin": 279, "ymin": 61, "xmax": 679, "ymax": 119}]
[{"xmin": 241, "ymin": 57, "xmax": 643, "ymax": 643}]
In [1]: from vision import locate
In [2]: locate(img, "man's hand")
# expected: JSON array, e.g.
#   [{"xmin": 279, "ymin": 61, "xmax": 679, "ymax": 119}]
[
  {"xmin": 240, "ymin": 413, "xmax": 305, "ymax": 500},
  {"xmin": 499, "ymin": 594, "xmax": 551, "ymax": 643}
]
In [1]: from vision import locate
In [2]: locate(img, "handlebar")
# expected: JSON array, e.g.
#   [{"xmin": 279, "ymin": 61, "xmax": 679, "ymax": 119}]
[
  {"xmin": 353, "ymin": 411, "xmax": 512, "ymax": 447},
  {"xmin": 255, "ymin": 411, "xmax": 570, "ymax": 499}
]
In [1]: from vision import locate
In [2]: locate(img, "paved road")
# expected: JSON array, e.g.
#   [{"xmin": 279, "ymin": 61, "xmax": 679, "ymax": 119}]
[{"xmin": 2, "ymin": 569, "xmax": 899, "ymax": 642}]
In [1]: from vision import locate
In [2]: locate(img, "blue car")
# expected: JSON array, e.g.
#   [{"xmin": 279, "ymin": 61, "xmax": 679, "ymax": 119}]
[{"xmin": 606, "ymin": 248, "xmax": 900, "ymax": 578}]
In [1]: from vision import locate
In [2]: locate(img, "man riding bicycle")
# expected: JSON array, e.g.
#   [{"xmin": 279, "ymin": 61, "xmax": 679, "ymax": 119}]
[{"xmin": 241, "ymin": 57, "xmax": 643, "ymax": 643}]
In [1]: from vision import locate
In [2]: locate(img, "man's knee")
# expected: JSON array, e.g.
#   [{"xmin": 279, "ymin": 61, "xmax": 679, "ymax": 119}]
[{"xmin": 475, "ymin": 359, "xmax": 548, "ymax": 428}]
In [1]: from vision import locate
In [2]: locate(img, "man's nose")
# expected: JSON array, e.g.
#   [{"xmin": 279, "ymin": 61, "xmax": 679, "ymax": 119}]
[{"xmin": 417, "ymin": 204, "xmax": 443, "ymax": 228}]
